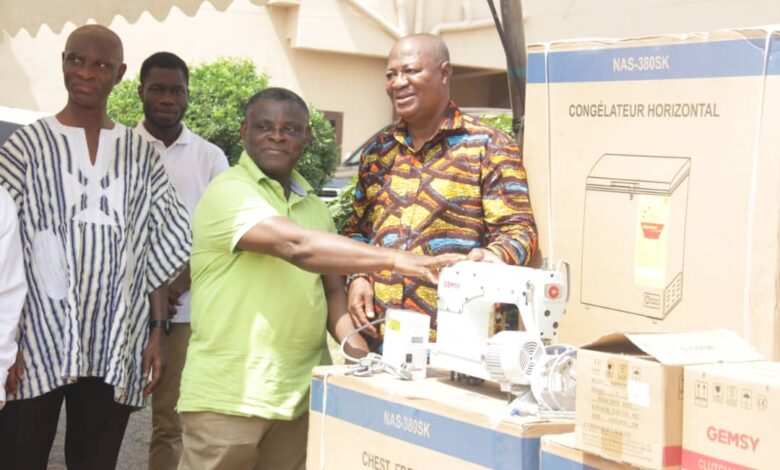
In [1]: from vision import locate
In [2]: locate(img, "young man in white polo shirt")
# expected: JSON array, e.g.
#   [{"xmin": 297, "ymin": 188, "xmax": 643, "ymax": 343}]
[{"xmin": 134, "ymin": 52, "xmax": 229, "ymax": 470}]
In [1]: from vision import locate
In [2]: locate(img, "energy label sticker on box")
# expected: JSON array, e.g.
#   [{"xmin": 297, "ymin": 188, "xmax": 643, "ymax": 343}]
[
  {"xmin": 628, "ymin": 379, "xmax": 651, "ymax": 407},
  {"xmin": 635, "ymin": 195, "xmax": 670, "ymax": 289}
]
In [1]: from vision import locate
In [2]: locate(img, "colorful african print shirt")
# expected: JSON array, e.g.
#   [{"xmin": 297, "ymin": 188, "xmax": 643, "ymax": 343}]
[
  {"xmin": 343, "ymin": 102, "xmax": 536, "ymax": 333},
  {"xmin": 0, "ymin": 117, "xmax": 191, "ymax": 407}
]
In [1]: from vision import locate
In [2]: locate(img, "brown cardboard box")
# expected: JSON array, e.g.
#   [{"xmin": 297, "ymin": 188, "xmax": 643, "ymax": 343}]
[
  {"xmin": 682, "ymin": 361, "xmax": 780, "ymax": 470},
  {"xmin": 522, "ymin": 29, "xmax": 780, "ymax": 359},
  {"xmin": 541, "ymin": 433, "xmax": 640, "ymax": 469},
  {"xmin": 307, "ymin": 365, "xmax": 574, "ymax": 470},
  {"xmin": 575, "ymin": 330, "xmax": 763, "ymax": 469}
]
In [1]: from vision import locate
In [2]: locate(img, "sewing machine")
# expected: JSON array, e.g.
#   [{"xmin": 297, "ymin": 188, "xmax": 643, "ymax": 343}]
[{"xmin": 430, "ymin": 261, "xmax": 569, "ymax": 392}]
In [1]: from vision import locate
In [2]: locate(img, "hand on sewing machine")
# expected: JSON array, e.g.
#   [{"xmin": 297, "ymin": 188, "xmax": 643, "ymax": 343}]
[
  {"xmin": 347, "ymin": 277, "xmax": 378, "ymax": 337},
  {"xmin": 392, "ymin": 251, "xmax": 466, "ymax": 283},
  {"xmin": 467, "ymin": 248, "xmax": 504, "ymax": 263},
  {"xmin": 347, "ymin": 252, "xmax": 465, "ymax": 337}
]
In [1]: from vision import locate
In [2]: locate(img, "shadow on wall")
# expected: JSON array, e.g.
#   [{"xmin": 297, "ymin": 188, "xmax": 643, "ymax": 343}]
[
  {"xmin": 0, "ymin": 0, "xmax": 262, "ymax": 36},
  {"xmin": 0, "ymin": 40, "xmax": 38, "ymax": 109}
]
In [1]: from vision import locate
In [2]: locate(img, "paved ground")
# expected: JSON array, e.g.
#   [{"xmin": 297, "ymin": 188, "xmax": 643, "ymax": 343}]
[{"xmin": 48, "ymin": 405, "xmax": 151, "ymax": 469}]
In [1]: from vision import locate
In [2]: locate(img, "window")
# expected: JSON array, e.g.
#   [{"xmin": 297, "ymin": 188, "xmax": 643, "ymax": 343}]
[{"xmin": 321, "ymin": 110, "xmax": 343, "ymax": 148}]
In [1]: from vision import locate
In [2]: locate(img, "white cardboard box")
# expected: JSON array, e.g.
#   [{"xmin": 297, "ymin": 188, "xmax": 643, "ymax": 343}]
[
  {"xmin": 523, "ymin": 28, "xmax": 780, "ymax": 359},
  {"xmin": 575, "ymin": 330, "xmax": 763, "ymax": 469},
  {"xmin": 542, "ymin": 433, "xmax": 640, "ymax": 469},
  {"xmin": 307, "ymin": 366, "xmax": 574, "ymax": 469},
  {"xmin": 682, "ymin": 361, "xmax": 780, "ymax": 470}
]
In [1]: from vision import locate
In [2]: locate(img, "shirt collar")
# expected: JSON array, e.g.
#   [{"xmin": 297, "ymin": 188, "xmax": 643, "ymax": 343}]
[
  {"xmin": 135, "ymin": 121, "xmax": 193, "ymax": 147},
  {"xmin": 237, "ymin": 151, "xmax": 312, "ymax": 197},
  {"xmin": 392, "ymin": 101, "xmax": 464, "ymax": 146}
]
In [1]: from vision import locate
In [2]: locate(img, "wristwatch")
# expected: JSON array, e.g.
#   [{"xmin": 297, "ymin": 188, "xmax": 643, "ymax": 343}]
[
  {"xmin": 149, "ymin": 319, "xmax": 171, "ymax": 335},
  {"xmin": 345, "ymin": 273, "xmax": 369, "ymax": 287}
]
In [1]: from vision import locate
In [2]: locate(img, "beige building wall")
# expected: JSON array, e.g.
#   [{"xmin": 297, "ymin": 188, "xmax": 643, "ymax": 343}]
[
  {"xmin": 2, "ymin": 0, "xmax": 780, "ymax": 154},
  {"xmin": 0, "ymin": 1, "xmax": 393, "ymax": 154},
  {"xmin": 0, "ymin": 0, "xmax": 506, "ymax": 155}
]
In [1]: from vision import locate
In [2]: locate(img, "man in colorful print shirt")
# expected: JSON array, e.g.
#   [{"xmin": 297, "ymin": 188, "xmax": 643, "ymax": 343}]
[{"xmin": 344, "ymin": 33, "xmax": 537, "ymax": 342}]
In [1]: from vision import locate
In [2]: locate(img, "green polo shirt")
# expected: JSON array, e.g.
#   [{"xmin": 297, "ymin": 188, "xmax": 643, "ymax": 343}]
[{"xmin": 178, "ymin": 152, "xmax": 335, "ymax": 420}]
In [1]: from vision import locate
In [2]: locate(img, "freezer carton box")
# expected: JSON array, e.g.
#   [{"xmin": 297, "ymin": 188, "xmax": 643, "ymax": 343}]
[
  {"xmin": 523, "ymin": 28, "xmax": 780, "ymax": 358},
  {"xmin": 541, "ymin": 433, "xmax": 640, "ymax": 469},
  {"xmin": 307, "ymin": 365, "xmax": 574, "ymax": 470},
  {"xmin": 581, "ymin": 154, "xmax": 689, "ymax": 318},
  {"xmin": 682, "ymin": 361, "xmax": 780, "ymax": 470},
  {"xmin": 575, "ymin": 330, "xmax": 763, "ymax": 469}
]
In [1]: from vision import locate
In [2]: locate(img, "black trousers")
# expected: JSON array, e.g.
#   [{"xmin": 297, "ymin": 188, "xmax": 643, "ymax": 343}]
[{"xmin": 0, "ymin": 377, "xmax": 134, "ymax": 470}]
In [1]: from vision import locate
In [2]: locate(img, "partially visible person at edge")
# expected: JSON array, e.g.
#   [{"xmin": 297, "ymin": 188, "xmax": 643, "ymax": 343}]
[
  {"xmin": 134, "ymin": 51, "xmax": 229, "ymax": 470},
  {"xmin": 176, "ymin": 87, "xmax": 463, "ymax": 470},
  {"xmin": 0, "ymin": 25, "xmax": 191, "ymax": 470},
  {"xmin": 343, "ymin": 33, "xmax": 537, "ymax": 345},
  {"xmin": 0, "ymin": 186, "xmax": 26, "ymax": 411}
]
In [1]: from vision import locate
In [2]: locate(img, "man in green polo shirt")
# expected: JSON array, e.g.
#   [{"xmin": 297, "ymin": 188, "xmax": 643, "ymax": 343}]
[{"xmin": 177, "ymin": 87, "xmax": 462, "ymax": 470}]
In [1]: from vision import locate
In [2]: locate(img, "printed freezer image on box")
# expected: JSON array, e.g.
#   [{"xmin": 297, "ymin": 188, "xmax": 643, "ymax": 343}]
[{"xmin": 581, "ymin": 154, "xmax": 691, "ymax": 319}]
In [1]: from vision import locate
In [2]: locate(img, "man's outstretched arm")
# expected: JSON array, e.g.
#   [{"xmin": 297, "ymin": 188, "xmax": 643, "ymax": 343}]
[{"xmin": 236, "ymin": 216, "xmax": 464, "ymax": 282}]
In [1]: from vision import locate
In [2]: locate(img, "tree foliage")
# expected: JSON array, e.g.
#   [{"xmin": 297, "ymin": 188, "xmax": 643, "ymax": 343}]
[
  {"xmin": 328, "ymin": 177, "xmax": 357, "ymax": 232},
  {"xmin": 107, "ymin": 57, "xmax": 338, "ymax": 191},
  {"xmin": 478, "ymin": 112, "xmax": 514, "ymax": 137},
  {"xmin": 300, "ymin": 108, "xmax": 340, "ymax": 192}
]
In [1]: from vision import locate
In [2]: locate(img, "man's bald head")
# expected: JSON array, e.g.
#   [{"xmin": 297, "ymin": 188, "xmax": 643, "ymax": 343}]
[
  {"xmin": 390, "ymin": 34, "xmax": 450, "ymax": 67},
  {"xmin": 385, "ymin": 34, "xmax": 452, "ymax": 130},
  {"xmin": 65, "ymin": 25, "xmax": 124, "ymax": 63},
  {"xmin": 61, "ymin": 24, "xmax": 127, "ymax": 113}
]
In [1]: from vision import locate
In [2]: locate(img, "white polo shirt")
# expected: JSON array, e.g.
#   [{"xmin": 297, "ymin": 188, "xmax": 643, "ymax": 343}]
[
  {"xmin": 0, "ymin": 185, "xmax": 26, "ymax": 409},
  {"xmin": 136, "ymin": 122, "xmax": 229, "ymax": 323}
]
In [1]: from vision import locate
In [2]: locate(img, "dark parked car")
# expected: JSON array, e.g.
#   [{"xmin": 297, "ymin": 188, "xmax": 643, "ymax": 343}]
[{"xmin": 317, "ymin": 145, "xmax": 363, "ymax": 201}]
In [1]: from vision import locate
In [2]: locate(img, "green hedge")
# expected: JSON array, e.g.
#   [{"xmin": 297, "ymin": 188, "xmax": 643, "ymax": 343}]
[{"xmin": 478, "ymin": 112, "xmax": 514, "ymax": 137}]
